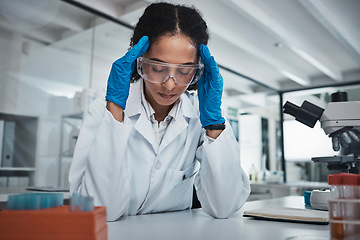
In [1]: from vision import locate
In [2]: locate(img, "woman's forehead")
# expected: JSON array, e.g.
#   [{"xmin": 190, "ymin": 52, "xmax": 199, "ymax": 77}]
[{"xmin": 145, "ymin": 34, "xmax": 197, "ymax": 64}]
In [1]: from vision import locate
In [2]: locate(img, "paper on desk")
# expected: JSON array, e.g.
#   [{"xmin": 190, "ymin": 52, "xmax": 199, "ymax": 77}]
[{"xmin": 243, "ymin": 207, "xmax": 329, "ymax": 224}]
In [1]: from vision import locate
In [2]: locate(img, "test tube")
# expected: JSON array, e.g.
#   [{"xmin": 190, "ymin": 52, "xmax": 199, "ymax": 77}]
[
  {"xmin": 70, "ymin": 192, "xmax": 80, "ymax": 211},
  {"xmin": 24, "ymin": 194, "xmax": 41, "ymax": 210},
  {"xmin": 70, "ymin": 193, "xmax": 94, "ymax": 212},
  {"xmin": 79, "ymin": 195, "xmax": 94, "ymax": 212}
]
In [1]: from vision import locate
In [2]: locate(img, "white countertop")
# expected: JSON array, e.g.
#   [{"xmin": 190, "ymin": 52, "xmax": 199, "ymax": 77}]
[{"xmin": 108, "ymin": 196, "xmax": 329, "ymax": 240}]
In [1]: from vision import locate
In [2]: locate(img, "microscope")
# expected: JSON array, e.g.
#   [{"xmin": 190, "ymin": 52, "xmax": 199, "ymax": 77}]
[{"xmin": 283, "ymin": 92, "xmax": 360, "ymax": 174}]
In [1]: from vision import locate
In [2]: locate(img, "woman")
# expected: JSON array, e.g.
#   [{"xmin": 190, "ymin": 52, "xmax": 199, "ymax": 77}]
[{"xmin": 69, "ymin": 2, "xmax": 250, "ymax": 221}]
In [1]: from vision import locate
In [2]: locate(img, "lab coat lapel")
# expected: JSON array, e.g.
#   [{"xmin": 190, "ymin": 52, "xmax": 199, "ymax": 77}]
[
  {"xmin": 159, "ymin": 93, "xmax": 199, "ymax": 152},
  {"xmin": 159, "ymin": 112, "xmax": 187, "ymax": 152},
  {"xmin": 125, "ymin": 80, "xmax": 158, "ymax": 153},
  {"xmin": 134, "ymin": 112, "xmax": 158, "ymax": 153}
]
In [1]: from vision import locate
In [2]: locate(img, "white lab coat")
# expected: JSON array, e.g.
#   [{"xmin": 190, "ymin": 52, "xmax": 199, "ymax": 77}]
[{"xmin": 69, "ymin": 79, "xmax": 250, "ymax": 221}]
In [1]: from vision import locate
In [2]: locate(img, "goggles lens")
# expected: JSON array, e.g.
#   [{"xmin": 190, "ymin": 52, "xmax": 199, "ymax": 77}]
[{"xmin": 137, "ymin": 57, "xmax": 204, "ymax": 86}]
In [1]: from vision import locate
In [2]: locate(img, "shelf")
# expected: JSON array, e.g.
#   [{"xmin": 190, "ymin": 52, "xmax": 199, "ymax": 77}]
[
  {"xmin": 63, "ymin": 112, "xmax": 83, "ymax": 119},
  {"xmin": 0, "ymin": 113, "xmax": 38, "ymax": 187},
  {"xmin": 0, "ymin": 167, "xmax": 35, "ymax": 171},
  {"xmin": 0, "ymin": 168, "xmax": 36, "ymax": 186},
  {"xmin": 58, "ymin": 113, "xmax": 83, "ymax": 187}
]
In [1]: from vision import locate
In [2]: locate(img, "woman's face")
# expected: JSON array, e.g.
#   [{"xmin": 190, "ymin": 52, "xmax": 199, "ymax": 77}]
[{"xmin": 142, "ymin": 34, "xmax": 197, "ymax": 109}]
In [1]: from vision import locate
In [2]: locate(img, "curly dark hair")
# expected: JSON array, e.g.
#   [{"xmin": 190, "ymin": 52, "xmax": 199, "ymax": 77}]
[{"xmin": 130, "ymin": 2, "xmax": 209, "ymax": 90}]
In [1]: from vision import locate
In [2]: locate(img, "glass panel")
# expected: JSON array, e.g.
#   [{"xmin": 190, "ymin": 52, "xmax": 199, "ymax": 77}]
[
  {"xmin": 0, "ymin": 1, "xmax": 95, "ymax": 187},
  {"xmin": 222, "ymin": 72, "xmax": 282, "ymax": 183},
  {"xmin": 90, "ymin": 18, "xmax": 133, "ymax": 93},
  {"xmin": 0, "ymin": 1, "xmax": 94, "ymax": 115}
]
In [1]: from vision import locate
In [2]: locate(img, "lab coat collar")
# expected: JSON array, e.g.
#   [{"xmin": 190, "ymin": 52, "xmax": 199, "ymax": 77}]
[
  {"xmin": 124, "ymin": 80, "xmax": 143, "ymax": 117},
  {"xmin": 140, "ymin": 82, "xmax": 181, "ymax": 123},
  {"xmin": 125, "ymin": 79, "xmax": 199, "ymax": 153}
]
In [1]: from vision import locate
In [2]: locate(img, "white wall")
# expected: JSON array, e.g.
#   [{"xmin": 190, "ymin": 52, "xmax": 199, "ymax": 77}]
[{"xmin": 239, "ymin": 114, "xmax": 262, "ymax": 177}]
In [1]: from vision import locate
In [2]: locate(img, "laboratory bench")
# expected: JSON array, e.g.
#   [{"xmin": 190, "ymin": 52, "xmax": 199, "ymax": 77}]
[
  {"xmin": 108, "ymin": 196, "xmax": 329, "ymax": 240},
  {"xmin": 0, "ymin": 189, "xmax": 329, "ymax": 239}
]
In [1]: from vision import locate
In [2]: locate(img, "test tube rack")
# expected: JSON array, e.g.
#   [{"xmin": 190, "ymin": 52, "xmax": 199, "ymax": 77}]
[{"xmin": 0, "ymin": 205, "xmax": 107, "ymax": 240}]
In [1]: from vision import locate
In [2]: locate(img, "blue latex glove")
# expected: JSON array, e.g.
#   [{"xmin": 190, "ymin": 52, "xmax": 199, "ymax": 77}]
[
  {"xmin": 198, "ymin": 44, "xmax": 225, "ymax": 128},
  {"xmin": 105, "ymin": 36, "xmax": 150, "ymax": 109}
]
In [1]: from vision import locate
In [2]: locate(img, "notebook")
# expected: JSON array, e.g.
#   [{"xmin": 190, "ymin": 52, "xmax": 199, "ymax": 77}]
[{"xmin": 243, "ymin": 207, "xmax": 329, "ymax": 225}]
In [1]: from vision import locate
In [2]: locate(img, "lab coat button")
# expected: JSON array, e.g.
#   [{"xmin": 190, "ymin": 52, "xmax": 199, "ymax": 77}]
[{"xmin": 154, "ymin": 161, "xmax": 161, "ymax": 169}]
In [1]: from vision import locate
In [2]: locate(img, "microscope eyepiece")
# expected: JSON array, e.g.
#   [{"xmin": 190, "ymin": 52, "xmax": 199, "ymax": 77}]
[{"xmin": 283, "ymin": 100, "xmax": 324, "ymax": 128}]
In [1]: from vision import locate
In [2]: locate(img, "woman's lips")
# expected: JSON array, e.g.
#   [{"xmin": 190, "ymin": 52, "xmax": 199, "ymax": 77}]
[{"xmin": 159, "ymin": 93, "xmax": 176, "ymax": 99}]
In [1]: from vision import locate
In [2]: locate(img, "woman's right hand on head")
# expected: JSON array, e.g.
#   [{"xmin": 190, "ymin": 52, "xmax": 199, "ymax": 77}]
[{"xmin": 105, "ymin": 36, "xmax": 149, "ymax": 109}]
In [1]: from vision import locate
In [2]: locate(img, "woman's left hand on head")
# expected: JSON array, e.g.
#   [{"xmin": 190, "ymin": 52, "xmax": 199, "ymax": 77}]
[{"xmin": 197, "ymin": 44, "xmax": 225, "ymax": 128}]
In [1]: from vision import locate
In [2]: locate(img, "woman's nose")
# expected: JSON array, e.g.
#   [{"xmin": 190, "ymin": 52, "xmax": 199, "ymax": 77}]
[{"xmin": 162, "ymin": 76, "xmax": 176, "ymax": 91}]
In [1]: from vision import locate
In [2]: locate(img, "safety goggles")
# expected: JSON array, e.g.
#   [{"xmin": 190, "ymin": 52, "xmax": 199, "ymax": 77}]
[{"xmin": 137, "ymin": 57, "xmax": 204, "ymax": 86}]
